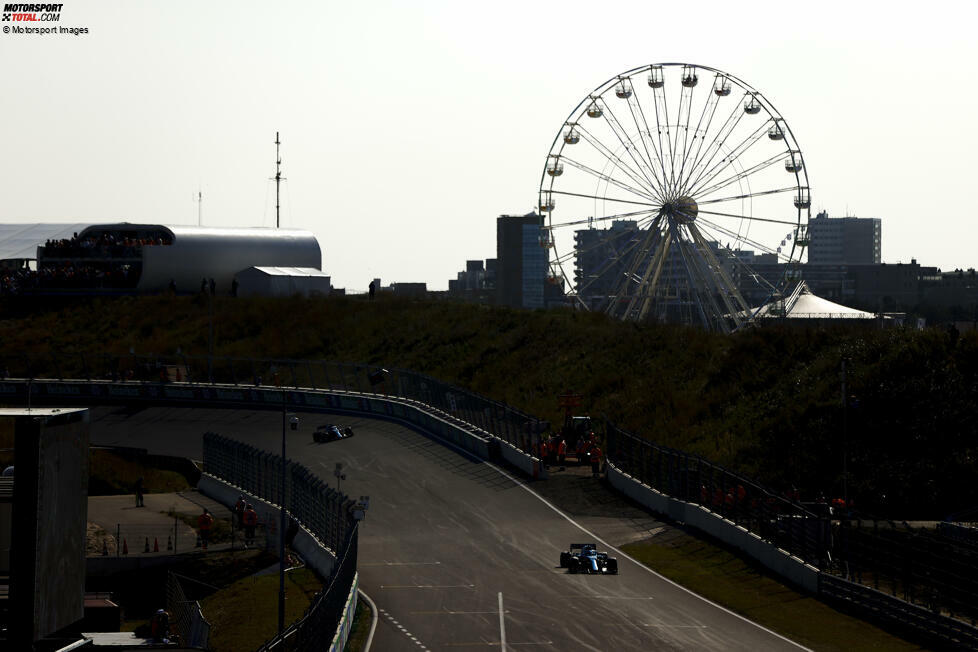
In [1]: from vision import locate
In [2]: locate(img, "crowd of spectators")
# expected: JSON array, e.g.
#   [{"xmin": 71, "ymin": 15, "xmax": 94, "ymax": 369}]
[
  {"xmin": 1, "ymin": 262, "xmax": 139, "ymax": 294},
  {"xmin": 41, "ymin": 230, "xmax": 173, "ymax": 259}
]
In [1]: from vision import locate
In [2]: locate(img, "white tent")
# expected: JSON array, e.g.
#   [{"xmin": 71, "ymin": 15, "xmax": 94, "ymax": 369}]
[
  {"xmin": 235, "ymin": 266, "xmax": 331, "ymax": 298},
  {"xmin": 757, "ymin": 282, "xmax": 877, "ymax": 320}
]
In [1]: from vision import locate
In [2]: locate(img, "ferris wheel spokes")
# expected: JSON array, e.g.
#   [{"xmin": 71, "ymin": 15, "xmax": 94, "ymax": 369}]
[
  {"xmin": 685, "ymin": 120, "xmax": 772, "ymax": 197},
  {"xmin": 621, "ymin": 83, "xmax": 670, "ymax": 192},
  {"xmin": 696, "ymin": 208, "xmax": 800, "ymax": 227},
  {"xmin": 559, "ymin": 155, "xmax": 660, "ymax": 203},
  {"xmin": 592, "ymin": 97, "xmax": 666, "ymax": 198},
  {"xmin": 576, "ymin": 123, "xmax": 662, "ymax": 199},
  {"xmin": 677, "ymin": 74, "xmax": 722, "ymax": 190},
  {"xmin": 694, "ymin": 152, "xmax": 788, "ymax": 199},
  {"xmin": 678, "ymin": 96, "xmax": 747, "ymax": 194}
]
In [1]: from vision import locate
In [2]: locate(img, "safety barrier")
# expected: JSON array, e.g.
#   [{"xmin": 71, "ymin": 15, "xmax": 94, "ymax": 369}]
[
  {"xmin": 0, "ymin": 352, "xmax": 547, "ymax": 451},
  {"xmin": 8, "ymin": 362, "xmax": 975, "ymax": 647},
  {"xmin": 604, "ymin": 420, "xmax": 978, "ymax": 648},
  {"xmin": 166, "ymin": 571, "xmax": 210, "ymax": 648},
  {"xmin": 200, "ymin": 433, "xmax": 360, "ymax": 651}
]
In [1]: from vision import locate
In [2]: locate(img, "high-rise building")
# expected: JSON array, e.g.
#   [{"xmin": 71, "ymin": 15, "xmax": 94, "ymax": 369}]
[
  {"xmin": 496, "ymin": 213, "xmax": 548, "ymax": 309},
  {"xmin": 573, "ymin": 220, "xmax": 645, "ymax": 309},
  {"xmin": 808, "ymin": 211, "xmax": 881, "ymax": 265}
]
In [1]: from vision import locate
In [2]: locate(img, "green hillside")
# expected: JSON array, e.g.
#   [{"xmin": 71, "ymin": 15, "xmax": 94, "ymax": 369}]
[{"xmin": 2, "ymin": 293, "xmax": 976, "ymax": 519}]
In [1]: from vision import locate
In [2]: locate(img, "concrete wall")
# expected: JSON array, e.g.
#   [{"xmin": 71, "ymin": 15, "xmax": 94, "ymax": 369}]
[
  {"xmin": 607, "ymin": 462, "xmax": 819, "ymax": 593},
  {"xmin": 197, "ymin": 474, "xmax": 337, "ymax": 578}
]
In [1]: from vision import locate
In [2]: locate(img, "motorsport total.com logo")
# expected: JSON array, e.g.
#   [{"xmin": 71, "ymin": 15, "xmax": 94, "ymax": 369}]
[{"xmin": 2, "ymin": 3, "xmax": 63, "ymax": 21}]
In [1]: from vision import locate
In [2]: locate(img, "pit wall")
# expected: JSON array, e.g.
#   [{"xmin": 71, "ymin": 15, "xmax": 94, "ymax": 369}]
[{"xmin": 607, "ymin": 461, "xmax": 819, "ymax": 593}]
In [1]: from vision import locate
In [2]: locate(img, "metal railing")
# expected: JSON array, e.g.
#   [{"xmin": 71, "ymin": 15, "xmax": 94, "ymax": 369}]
[
  {"xmin": 605, "ymin": 420, "xmax": 829, "ymax": 566},
  {"xmin": 605, "ymin": 419, "xmax": 978, "ymax": 642},
  {"xmin": 260, "ymin": 527, "xmax": 359, "ymax": 652},
  {"xmin": 202, "ymin": 433, "xmax": 360, "ymax": 650},
  {"xmin": 166, "ymin": 571, "xmax": 210, "ymax": 648},
  {"xmin": 6, "ymin": 354, "xmax": 978, "ymax": 647},
  {"xmin": 0, "ymin": 352, "xmax": 547, "ymax": 451}
]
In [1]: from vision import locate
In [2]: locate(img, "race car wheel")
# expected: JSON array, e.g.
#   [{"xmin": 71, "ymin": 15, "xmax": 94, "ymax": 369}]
[
  {"xmin": 344, "ymin": 427, "xmax": 353, "ymax": 436},
  {"xmin": 608, "ymin": 558, "xmax": 618, "ymax": 574},
  {"xmin": 559, "ymin": 552, "xmax": 571, "ymax": 568}
]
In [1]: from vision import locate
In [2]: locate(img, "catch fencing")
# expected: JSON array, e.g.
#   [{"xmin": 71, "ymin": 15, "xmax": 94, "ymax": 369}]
[
  {"xmin": 605, "ymin": 421, "xmax": 828, "ymax": 567},
  {"xmin": 605, "ymin": 420, "xmax": 978, "ymax": 646},
  {"xmin": 0, "ymin": 352, "xmax": 547, "ymax": 451},
  {"xmin": 202, "ymin": 432, "xmax": 360, "ymax": 651},
  {"xmin": 6, "ymin": 354, "xmax": 978, "ymax": 646},
  {"xmin": 166, "ymin": 571, "xmax": 210, "ymax": 648}
]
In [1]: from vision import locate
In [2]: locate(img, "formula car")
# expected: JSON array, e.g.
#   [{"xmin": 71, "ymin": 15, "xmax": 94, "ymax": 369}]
[
  {"xmin": 313, "ymin": 424, "xmax": 353, "ymax": 443},
  {"xmin": 559, "ymin": 543, "xmax": 618, "ymax": 574}
]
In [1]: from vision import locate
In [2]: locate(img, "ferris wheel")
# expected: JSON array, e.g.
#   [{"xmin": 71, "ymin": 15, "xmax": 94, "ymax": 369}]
[{"xmin": 538, "ymin": 63, "xmax": 811, "ymax": 332}]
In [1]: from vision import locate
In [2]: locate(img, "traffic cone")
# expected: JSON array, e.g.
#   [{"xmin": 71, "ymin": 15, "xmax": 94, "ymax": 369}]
[
  {"xmin": 144, "ymin": 537, "xmax": 150, "ymax": 553},
  {"xmin": 153, "ymin": 537, "xmax": 159, "ymax": 552},
  {"xmin": 167, "ymin": 536, "xmax": 173, "ymax": 551},
  {"xmin": 122, "ymin": 539, "xmax": 128, "ymax": 555}
]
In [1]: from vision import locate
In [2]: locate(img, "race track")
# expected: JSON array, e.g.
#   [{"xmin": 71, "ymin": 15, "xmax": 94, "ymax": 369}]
[{"xmin": 90, "ymin": 405, "xmax": 808, "ymax": 651}]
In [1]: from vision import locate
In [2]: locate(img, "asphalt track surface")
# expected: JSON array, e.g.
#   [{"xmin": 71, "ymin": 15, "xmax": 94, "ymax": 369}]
[{"xmin": 90, "ymin": 405, "xmax": 809, "ymax": 651}]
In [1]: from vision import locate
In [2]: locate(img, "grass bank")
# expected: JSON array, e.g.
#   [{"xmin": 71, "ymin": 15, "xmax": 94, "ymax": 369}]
[{"xmin": 621, "ymin": 533, "xmax": 926, "ymax": 651}]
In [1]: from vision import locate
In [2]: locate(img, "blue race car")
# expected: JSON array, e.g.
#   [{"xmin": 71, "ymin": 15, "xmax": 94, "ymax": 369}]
[
  {"xmin": 313, "ymin": 424, "xmax": 353, "ymax": 443},
  {"xmin": 559, "ymin": 543, "xmax": 618, "ymax": 574}
]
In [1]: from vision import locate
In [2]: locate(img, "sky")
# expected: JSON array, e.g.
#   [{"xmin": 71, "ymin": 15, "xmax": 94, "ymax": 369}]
[{"xmin": 2, "ymin": 1, "xmax": 977, "ymax": 290}]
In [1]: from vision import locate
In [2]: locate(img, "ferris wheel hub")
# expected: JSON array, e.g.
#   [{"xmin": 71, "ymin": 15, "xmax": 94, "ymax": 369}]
[{"xmin": 660, "ymin": 195, "xmax": 698, "ymax": 224}]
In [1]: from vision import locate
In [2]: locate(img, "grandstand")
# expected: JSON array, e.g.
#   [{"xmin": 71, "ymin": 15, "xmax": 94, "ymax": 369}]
[{"xmin": 1, "ymin": 223, "xmax": 322, "ymax": 295}]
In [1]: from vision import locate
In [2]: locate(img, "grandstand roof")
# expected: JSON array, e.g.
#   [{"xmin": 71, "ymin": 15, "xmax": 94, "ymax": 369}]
[
  {"xmin": 0, "ymin": 223, "xmax": 99, "ymax": 261},
  {"xmin": 245, "ymin": 266, "xmax": 331, "ymax": 277}
]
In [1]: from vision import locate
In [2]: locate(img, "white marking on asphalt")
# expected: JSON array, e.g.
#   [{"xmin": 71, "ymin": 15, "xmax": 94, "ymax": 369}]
[
  {"xmin": 361, "ymin": 560, "xmax": 442, "ymax": 566},
  {"xmin": 498, "ymin": 591, "xmax": 507, "ymax": 652},
  {"xmin": 380, "ymin": 584, "xmax": 476, "ymax": 589},
  {"xmin": 643, "ymin": 624, "xmax": 709, "ymax": 629},
  {"xmin": 379, "ymin": 607, "xmax": 431, "ymax": 651},
  {"xmin": 481, "ymin": 462, "xmax": 815, "ymax": 652},
  {"xmin": 411, "ymin": 610, "xmax": 510, "ymax": 615},
  {"xmin": 560, "ymin": 595, "xmax": 654, "ymax": 600}
]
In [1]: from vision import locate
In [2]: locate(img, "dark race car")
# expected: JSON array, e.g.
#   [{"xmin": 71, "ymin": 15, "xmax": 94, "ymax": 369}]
[
  {"xmin": 559, "ymin": 543, "xmax": 618, "ymax": 575},
  {"xmin": 313, "ymin": 424, "xmax": 354, "ymax": 443}
]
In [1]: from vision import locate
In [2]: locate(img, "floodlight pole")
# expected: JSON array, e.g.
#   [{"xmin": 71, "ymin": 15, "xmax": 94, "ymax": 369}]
[
  {"xmin": 279, "ymin": 390, "xmax": 287, "ymax": 634},
  {"xmin": 841, "ymin": 358, "xmax": 848, "ymax": 510}
]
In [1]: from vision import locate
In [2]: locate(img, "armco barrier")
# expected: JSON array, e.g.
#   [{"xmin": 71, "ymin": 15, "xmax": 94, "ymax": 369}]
[
  {"xmin": 819, "ymin": 574, "xmax": 978, "ymax": 649},
  {"xmin": 608, "ymin": 461, "xmax": 819, "ymax": 593}
]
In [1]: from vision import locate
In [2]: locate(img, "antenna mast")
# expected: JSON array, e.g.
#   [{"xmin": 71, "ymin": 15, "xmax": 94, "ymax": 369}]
[
  {"xmin": 197, "ymin": 188, "xmax": 202, "ymax": 226},
  {"xmin": 274, "ymin": 132, "xmax": 284, "ymax": 229}
]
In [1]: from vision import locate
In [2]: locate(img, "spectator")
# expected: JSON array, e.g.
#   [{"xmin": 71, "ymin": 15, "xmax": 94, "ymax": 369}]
[
  {"xmin": 242, "ymin": 504, "xmax": 258, "ymax": 547},
  {"xmin": 197, "ymin": 508, "xmax": 214, "ymax": 551},
  {"xmin": 134, "ymin": 476, "xmax": 144, "ymax": 507}
]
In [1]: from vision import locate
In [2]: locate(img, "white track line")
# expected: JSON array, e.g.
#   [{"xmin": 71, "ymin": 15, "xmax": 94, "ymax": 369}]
[
  {"xmin": 498, "ymin": 592, "xmax": 507, "ymax": 652},
  {"xmin": 357, "ymin": 588, "xmax": 379, "ymax": 652},
  {"xmin": 487, "ymin": 461, "xmax": 814, "ymax": 652},
  {"xmin": 362, "ymin": 415, "xmax": 812, "ymax": 651}
]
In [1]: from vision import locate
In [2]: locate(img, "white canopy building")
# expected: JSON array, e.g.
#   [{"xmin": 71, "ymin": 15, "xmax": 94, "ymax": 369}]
[
  {"xmin": 235, "ymin": 266, "xmax": 332, "ymax": 297},
  {"xmin": 757, "ymin": 282, "xmax": 879, "ymax": 321}
]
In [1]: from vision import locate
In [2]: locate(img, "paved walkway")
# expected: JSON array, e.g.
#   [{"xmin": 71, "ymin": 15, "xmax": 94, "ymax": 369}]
[{"xmin": 87, "ymin": 490, "xmax": 237, "ymax": 557}]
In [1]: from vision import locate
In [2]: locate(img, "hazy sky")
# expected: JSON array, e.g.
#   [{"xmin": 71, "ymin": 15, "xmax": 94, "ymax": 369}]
[{"xmin": 2, "ymin": 1, "xmax": 976, "ymax": 290}]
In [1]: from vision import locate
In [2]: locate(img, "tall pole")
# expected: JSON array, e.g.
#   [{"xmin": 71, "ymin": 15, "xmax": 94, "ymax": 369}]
[
  {"xmin": 275, "ymin": 132, "xmax": 282, "ymax": 229},
  {"xmin": 279, "ymin": 392, "xmax": 287, "ymax": 633},
  {"xmin": 841, "ymin": 358, "xmax": 848, "ymax": 510}
]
